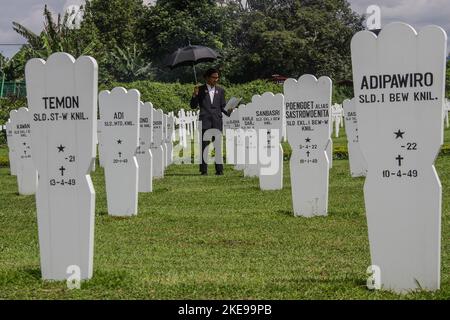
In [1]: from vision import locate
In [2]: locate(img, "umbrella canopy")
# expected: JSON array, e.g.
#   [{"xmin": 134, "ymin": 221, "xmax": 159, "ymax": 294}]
[
  {"xmin": 165, "ymin": 44, "xmax": 221, "ymax": 83},
  {"xmin": 165, "ymin": 45, "xmax": 222, "ymax": 69}
]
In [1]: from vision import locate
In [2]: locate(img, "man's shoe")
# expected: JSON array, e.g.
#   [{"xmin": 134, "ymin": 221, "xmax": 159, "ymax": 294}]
[
  {"xmin": 201, "ymin": 172, "xmax": 208, "ymax": 176},
  {"xmin": 215, "ymin": 171, "xmax": 223, "ymax": 176}
]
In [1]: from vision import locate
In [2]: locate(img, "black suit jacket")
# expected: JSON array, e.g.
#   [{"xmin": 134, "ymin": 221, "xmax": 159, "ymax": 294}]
[{"xmin": 190, "ymin": 84, "xmax": 229, "ymax": 130}]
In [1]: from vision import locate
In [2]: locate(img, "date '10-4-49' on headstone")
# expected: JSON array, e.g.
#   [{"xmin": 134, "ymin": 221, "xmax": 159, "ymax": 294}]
[{"xmin": 351, "ymin": 22, "xmax": 446, "ymax": 293}]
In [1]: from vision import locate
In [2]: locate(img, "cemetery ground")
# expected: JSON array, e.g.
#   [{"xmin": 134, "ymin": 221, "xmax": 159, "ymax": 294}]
[{"xmin": 0, "ymin": 128, "xmax": 449, "ymax": 300}]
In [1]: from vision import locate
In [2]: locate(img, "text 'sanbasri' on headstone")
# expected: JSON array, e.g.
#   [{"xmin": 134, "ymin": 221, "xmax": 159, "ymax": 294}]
[
  {"xmin": 25, "ymin": 52, "xmax": 98, "ymax": 280},
  {"xmin": 351, "ymin": 22, "xmax": 447, "ymax": 293},
  {"xmin": 253, "ymin": 92, "xmax": 284, "ymax": 190},
  {"xmin": 99, "ymin": 87, "xmax": 140, "ymax": 216},
  {"xmin": 284, "ymin": 75, "xmax": 332, "ymax": 217}
]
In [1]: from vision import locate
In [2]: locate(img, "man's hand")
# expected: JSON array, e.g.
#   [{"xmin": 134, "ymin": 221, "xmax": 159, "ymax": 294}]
[{"xmin": 193, "ymin": 85, "xmax": 200, "ymax": 97}]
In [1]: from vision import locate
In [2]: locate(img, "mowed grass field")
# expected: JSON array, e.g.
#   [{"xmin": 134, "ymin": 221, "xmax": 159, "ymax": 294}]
[{"xmin": 0, "ymin": 126, "xmax": 449, "ymax": 299}]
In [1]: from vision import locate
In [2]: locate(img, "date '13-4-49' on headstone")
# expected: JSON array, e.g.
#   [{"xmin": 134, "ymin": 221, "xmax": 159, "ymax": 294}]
[
  {"xmin": 25, "ymin": 52, "xmax": 97, "ymax": 280},
  {"xmin": 351, "ymin": 22, "xmax": 446, "ymax": 292},
  {"xmin": 99, "ymin": 87, "xmax": 140, "ymax": 216},
  {"xmin": 284, "ymin": 75, "xmax": 332, "ymax": 217}
]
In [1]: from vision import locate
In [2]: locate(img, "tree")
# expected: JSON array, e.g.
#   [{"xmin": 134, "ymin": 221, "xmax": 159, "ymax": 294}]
[
  {"xmin": 139, "ymin": 0, "xmax": 239, "ymax": 83},
  {"xmin": 226, "ymin": 0, "xmax": 364, "ymax": 82},
  {"xmin": 107, "ymin": 44, "xmax": 156, "ymax": 82}
]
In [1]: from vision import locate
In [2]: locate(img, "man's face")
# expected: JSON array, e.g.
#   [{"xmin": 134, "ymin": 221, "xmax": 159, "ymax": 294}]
[{"xmin": 207, "ymin": 72, "xmax": 219, "ymax": 86}]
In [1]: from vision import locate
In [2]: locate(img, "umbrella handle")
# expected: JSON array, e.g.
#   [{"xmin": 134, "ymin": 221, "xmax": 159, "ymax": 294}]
[{"xmin": 193, "ymin": 64, "xmax": 198, "ymax": 84}]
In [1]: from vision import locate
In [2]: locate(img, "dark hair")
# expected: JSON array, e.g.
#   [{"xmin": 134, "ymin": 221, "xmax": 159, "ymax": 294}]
[{"xmin": 204, "ymin": 68, "xmax": 220, "ymax": 78}]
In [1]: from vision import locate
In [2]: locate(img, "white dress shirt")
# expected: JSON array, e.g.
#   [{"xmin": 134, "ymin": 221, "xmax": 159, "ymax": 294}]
[{"xmin": 206, "ymin": 84, "xmax": 215, "ymax": 104}]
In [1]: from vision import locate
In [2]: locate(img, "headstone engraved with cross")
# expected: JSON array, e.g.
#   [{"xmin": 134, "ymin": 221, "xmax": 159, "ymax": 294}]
[
  {"xmin": 240, "ymin": 102, "xmax": 258, "ymax": 177},
  {"xmin": 343, "ymin": 98, "xmax": 367, "ymax": 177},
  {"xmin": 166, "ymin": 113, "xmax": 174, "ymax": 165},
  {"xmin": 284, "ymin": 75, "xmax": 332, "ymax": 217},
  {"xmin": 10, "ymin": 107, "xmax": 38, "ymax": 195},
  {"xmin": 351, "ymin": 22, "xmax": 446, "ymax": 292},
  {"xmin": 136, "ymin": 101, "xmax": 153, "ymax": 192},
  {"xmin": 99, "ymin": 87, "xmax": 140, "ymax": 216},
  {"xmin": 5, "ymin": 119, "xmax": 17, "ymax": 176},
  {"xmin": 25, "ymin": 52, "xmax": 97, "ymax": 280},
  {"xmin": 253, "ymin": 92, "xmax": 284, "ymax": 190},
  {"xmin": 178, "ymin": 109, "xmax": 187, "ymax": 148},
  {"xmin": 151, "ymin": 108, "xmax": 165, "ymax": 178}
]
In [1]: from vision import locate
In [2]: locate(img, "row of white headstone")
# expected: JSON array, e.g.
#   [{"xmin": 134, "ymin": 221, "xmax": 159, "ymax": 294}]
[
  {"xmin": 1, "ymin": 22, "xmax": 446, "ymax": 294},
  {"xmin": 176, "ymin": 109, "xmax": 199, "ymax": 148}
]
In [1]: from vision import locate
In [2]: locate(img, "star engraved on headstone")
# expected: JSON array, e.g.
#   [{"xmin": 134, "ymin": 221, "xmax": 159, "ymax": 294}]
[
  {"xmin": 394, "ymin": 129, "xmax": 405, "ymax": 139},
  {"xmin": 305, "ymin": 137, "xmax": 311, "ymax": 143},
  {"xmin": 396, "ymin": 154, "xmax": 404, "ymax": 166},
  {"xmin": 59, "ymin": 166, "xmax": 66, "ymax": 176},
  {"xmin": 57, "ymin": 144, "xmax": 66, "ymax": 152},
  {"xmin": 117, "ymin": 139, "xmax": 122, "ymax": 144}
]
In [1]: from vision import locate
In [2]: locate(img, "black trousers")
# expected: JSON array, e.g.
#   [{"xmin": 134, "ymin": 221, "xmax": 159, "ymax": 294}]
[{"xmin": 200, "ymin": 128, "xmax": 223, "ymax": 173}]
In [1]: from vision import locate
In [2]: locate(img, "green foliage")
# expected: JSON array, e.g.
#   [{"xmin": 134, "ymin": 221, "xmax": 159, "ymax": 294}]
[
  {"xmin": 108, "ymin": 79, "xmax": 285, "ymax": 112},
  {"xmin": 107, "ymin": 44, "xmax": 157, "ymax": 82},
  {"xmin": 226, "ymin": 0, "xmax": 364, "ymax": 83}
]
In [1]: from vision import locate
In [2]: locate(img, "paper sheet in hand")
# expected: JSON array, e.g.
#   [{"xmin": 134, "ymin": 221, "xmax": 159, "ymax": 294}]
[{"xmin": 225, "ymin": 97, "xmax": 242, "ymax": 112}]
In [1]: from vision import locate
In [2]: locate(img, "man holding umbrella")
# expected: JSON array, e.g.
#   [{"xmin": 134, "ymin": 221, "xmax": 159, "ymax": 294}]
[{"xmin": 190, "ymin": 68, "xmax": 230, "ymax": 175}]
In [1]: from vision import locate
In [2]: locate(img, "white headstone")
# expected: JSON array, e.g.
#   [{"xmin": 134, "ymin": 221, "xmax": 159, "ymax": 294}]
[
  {"xmin": 136, "ymin": 101, "xmax": 153, "ymax": 192},
  {"xmin": 25, "ymin": 52, "xmax": 97, "ymax": 280},
  {"xmin": 234, "ymin": 106, "xmax": 247, "ymax": 171},
  {"xmin": 253, "ymin": 92, "xmax": 284, "ymax": 190},
  {"xmin": 99, "ymin": 87, "xmax": 140, "ymax": 216},
  {"xmin": 284, "ymin": 74, "xmax": 332, "ymax": 217},
  {"xmin": 178, "ymin": 109, "xmax": 187, "ymax": 148},
  {"xmin": 167, "ymin": 113, "xmax": 175, "ymax": 165},
  {"xmin": 162, "ymin": 113, "xmax": 169, "ymax": 168},
  {"xmin": 351, "ymin": 22, "xmax": 446, "ymax": 292},
  {"xmin": 343, "ymin": 98, "xmax": 367, "ymax": 177},
  {"xmin": 5, "ymin": 119, "xmax": 17, "ymax": 175},
  {"xmin": 10, "ymin": 107, "xmax": 38, "ymax": 195},
  {"xmin": 239, "ymin": 103, "xmax": 258, "ymax": 177},
  {"xmin": 151, "ymin": 108, "xmax": 165, "ymax": 178},
  {"xmin": 223, "ymin": 108, "xmax": 238, "ymax": 165}
]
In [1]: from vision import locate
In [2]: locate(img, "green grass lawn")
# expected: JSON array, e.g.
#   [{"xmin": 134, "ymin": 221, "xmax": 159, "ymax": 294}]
[{"xmin": 0, "ymin": 126, "xmax": 449, "ymax": 299}]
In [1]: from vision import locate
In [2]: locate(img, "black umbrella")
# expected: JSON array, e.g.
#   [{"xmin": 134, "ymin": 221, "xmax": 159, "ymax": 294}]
[{"xmin": 165, "ymin": 44, "xmax": 222, "ymax": 83}]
